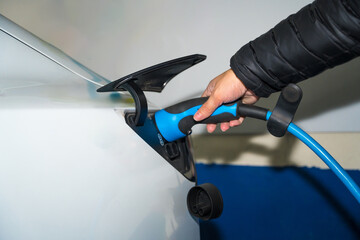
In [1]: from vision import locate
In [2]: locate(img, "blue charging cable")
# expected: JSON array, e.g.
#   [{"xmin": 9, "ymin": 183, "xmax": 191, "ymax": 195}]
[{"xmin": 266, "ymin": 111, "xmax": 360, "ymax": 204}]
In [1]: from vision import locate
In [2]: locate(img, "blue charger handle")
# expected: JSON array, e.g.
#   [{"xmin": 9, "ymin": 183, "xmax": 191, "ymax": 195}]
[
  {"xmin": 154, "ymin": 97, "xmax": 268, "ymax": 142},
  {"xmin": 155, "ymin": 97, "xmax": 360, "ymax": 203}
]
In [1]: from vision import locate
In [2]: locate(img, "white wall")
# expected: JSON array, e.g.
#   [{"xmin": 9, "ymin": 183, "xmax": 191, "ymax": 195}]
[
  {"xmin": 1, "ymin": 0, "xmax": 360, "ymax": 133},
  {"xmin": 193, "ymin": 132, "xmax": 360, "ymax": 169}
]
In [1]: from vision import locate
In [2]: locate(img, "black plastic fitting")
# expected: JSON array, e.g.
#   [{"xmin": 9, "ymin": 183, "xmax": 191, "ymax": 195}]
[
  {"xmin": 187, "ymin": 183, "xmax": 223, "ymax": 220},
  {"xmin": 267, "ymin": 84, "xmax": 303, "ymax": 137}
]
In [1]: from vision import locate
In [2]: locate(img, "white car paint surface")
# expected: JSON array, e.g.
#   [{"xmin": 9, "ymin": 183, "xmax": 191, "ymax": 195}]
[{"xmin": 0, "ymin": 14, "xmax": 199, "ymax": 240}]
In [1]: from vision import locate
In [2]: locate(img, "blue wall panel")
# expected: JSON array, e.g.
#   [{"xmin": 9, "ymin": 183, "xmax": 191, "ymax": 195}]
[{"xmin": 196, "ymin": 164, "xmax": 360, "ymax": 240}]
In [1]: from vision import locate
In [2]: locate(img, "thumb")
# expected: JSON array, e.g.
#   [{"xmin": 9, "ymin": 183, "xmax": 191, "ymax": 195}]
[{"xmin": 193, "ymin": 95, "xmax": 222, "ymax": 121}]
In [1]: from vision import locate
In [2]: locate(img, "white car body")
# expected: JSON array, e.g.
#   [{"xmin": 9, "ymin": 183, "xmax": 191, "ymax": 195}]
[{"xmin": 0, "ymin": 14, "xmax": 199, "ymax": 240}]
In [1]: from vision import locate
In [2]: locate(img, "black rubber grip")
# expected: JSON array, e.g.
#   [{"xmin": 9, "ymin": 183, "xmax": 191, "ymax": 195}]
[
  {"xmin": 178, "ymin": 112, "xmax": 239, "ymax": 134},
  {"xmin": 165, "ymin": 97, "xmax": 208, "ymax": 114},
  {"xmin": 237, "ymin": 103, "xmax": 268, "ymax": 121}
]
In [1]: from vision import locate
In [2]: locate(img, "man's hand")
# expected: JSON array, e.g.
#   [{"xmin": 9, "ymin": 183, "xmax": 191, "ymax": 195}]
[{"xmin": 193, "ymin": 69, "xmax": 259, "ymax": 133}]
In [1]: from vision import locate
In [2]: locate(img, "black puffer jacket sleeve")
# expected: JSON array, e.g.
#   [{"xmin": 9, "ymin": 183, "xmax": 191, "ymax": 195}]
[{"xmin": 230, "ymin": 0, "xmax": 360, "ymax": 97}]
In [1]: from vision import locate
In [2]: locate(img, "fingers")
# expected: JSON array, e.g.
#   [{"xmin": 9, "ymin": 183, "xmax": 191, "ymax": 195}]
[
  {"xmin": 193, "ymin": 95, "xmax": 222, "ymax": 121},
  {"xmin": 229, "ymin": 117, "xmax": 245, "ymax": 127},
  {"xmin": 206, "ymin": 117, "xmax": 245, "ymax": 133},
  {"xmin": 206, "ymin": 124, "xmax": 217, "ymax": 133},
  {"xmin": 220, "ymin": 122, "xmax": 230, "ymax": 132},
  {"xmin": 220, "ymin": 117, "xmax": 244, "ymax": 132},
  {"xmin": 207, "ymin": 122, "xmax": 230, "ymax": 133}
]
